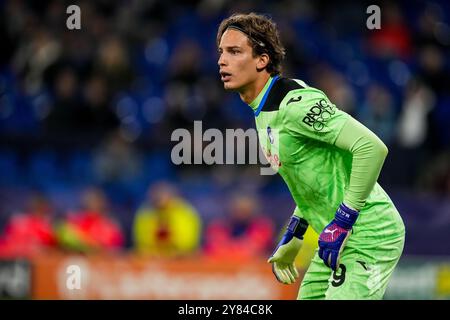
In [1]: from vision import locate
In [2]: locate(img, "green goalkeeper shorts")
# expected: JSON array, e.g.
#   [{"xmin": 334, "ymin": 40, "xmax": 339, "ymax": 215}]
[{"xmin": 298, "ymin": 228, "xmax": 405, "ymax": 300}]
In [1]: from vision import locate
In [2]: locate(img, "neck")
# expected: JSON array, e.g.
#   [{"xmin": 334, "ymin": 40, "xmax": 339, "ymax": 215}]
[{"xmin": 239, "ymin": 72, "xmax": 271, "ymax": 105}]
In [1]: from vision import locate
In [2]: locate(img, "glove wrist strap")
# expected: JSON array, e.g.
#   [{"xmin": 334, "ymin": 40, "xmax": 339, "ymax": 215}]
[
  {"xmin": 287, "ymin": 216, "xmax": 309, "ymax": 239},
  {"xmin": 334, "ymin": 203, "xmax": 359, "ymax": 230}
]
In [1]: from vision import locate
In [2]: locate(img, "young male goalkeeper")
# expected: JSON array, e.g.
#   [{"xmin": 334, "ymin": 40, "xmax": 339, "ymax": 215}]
[{"xmin": 217, "ymin": 13, "xmax": 405, "ymax": 300}]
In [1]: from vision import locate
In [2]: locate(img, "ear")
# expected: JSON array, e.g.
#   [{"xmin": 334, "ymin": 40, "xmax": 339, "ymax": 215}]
[{"xmin": 256, "ymin": 53, "xmax": 270, "ymax": 71}]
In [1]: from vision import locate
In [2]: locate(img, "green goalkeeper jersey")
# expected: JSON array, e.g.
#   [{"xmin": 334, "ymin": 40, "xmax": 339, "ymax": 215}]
[{"xmin": 249, "ymin": 76, "xmax": 404, "ymax": 243}]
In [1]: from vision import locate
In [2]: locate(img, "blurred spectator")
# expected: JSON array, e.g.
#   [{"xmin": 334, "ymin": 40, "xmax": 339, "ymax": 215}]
[
  {"xmin": 417, "ymin": 44, "xmax": 449, "ymax": 97},
  {"xmin": 93, "ymin": 129, "xmax": 143, "ymax": 184},
  {"xmin": 43, "ymin": 68, "xmax": 120, "ymax": 140},
  {"xmin": 94, "ymin": 35, "xmax": 134, "ymax": 93},
  {"xmin": 415, "ymin": 3, "xmax": 450, "ymax": 50},
  {"xmin": 81, "ymin": 73, "xmax": 120, "ymax": 136},
  {"xmin": 0, "ymin": 192, "xmax": 57, "ymax": 258},
  {"xmin": 163, "ymin": 39, "xmax": 207, "ymax": 133},
  {"xmin": 168, "ymin": 39, "xmax": 203, "ymax": 85},
  {"xmin": 43, "ymin": 67, "xmax": 83, "ymax": 135},
  {"xmin": 357, "ymin": 84, "xmax": 397, "ymax": 146},
  {"xmin": 310, "ymin": 64, "xmax": 356, "ymax": 116},
  {"xmin": 13, "ymin": 26, "xmax": 62, "ymax": 94},
  {"xmin": 56, "ymin": 187, "xmax": 124, "ymax": 253},
  {"xmin": 204, "ymin": 193, "xmax": 274, "ymax": 261},
  {"xmin": 397, "ymin": 78, "xmax": 435, "ymax": 149},
  {"xmin": 133, "ymin": 181, "xmax": 202, "ymax": 257},
  {"xmin": 384, "ymin": 78, "xmax": 437, "ymax": 188},
  {"xmin": 366, "ymin": 2, "xmax": 412, "ymax": 60},
  {"xmin": 417, "ymin": 151, "xmax": 450, "ymax": 196}
]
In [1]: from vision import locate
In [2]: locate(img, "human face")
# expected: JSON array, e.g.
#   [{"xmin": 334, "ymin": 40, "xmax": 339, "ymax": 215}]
[{"xmin": 218, "ymin": 29, "xmax": 263, "ymax": 92}]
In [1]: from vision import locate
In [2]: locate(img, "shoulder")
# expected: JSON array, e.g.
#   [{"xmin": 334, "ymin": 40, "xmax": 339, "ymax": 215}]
[
  {"xmin": 262, "ymin": 77, "xmax": 308, "ymax": 112},
  {"xmin": 267, "ymin": 77, "xmax": 333, "ymax": 110},
  {"xmin": 280, "ymin": 84, "xmax": 350, "ymax": 139},
  {"xmin": 280, "ymin": 83, "xmax": 336, "ymax": 120}
]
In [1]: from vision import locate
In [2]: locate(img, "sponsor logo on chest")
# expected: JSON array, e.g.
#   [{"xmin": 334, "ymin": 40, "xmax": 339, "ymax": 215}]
[{"xmin": 302, "ymin": 98, "xmax": 336, "ymax": 131}]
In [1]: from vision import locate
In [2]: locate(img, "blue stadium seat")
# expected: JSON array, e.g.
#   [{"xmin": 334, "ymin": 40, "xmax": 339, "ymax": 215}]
[
  {"xmin": 0, "ymin": 150, "xmax": 19, "ymax": 185},
  {"xmin": 143, "ymin": 151, "xmax": 176, "ymax": 182},
  {"xmin": 66, "ymin": 151, "xmax": 94, "ymax": 185},
  {"xmin": 27, "ymin": 150, "xmax": 61, "ymax": 187}
]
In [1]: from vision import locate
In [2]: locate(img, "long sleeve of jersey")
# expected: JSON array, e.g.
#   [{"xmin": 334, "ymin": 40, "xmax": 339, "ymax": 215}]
[
  {"xmin": 279, "ymin": 86, "xmax": 388, "ymax": 213},
  {"xmin": 253, "ymin": 78, "xmax": 398, "ymax": 234},
  {"xmin": 334, "ymin": 116, "xmax": 388, "ymax": 211}
]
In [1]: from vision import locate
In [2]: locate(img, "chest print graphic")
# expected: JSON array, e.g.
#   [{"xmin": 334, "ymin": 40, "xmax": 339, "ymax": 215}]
[
  {"xmin": 267, "ymin": 126, "xmax": 274, "ymax": 144},
  {"xmin": 260, "ymin": 126, "xmax": 281, "ymax": 171},
  {"xmin": 302, "ymin": 98, "xmax": 336, "ymax": 131}
]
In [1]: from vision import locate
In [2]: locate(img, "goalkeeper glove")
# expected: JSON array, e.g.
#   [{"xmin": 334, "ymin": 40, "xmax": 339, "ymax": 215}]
[
  {"xmin": 268, "ymin": 216, "xmax": 308, "ymax": 284},
  {"xmin": 318, "ymin": 203, "xmax": 359, "ymax": 271}
]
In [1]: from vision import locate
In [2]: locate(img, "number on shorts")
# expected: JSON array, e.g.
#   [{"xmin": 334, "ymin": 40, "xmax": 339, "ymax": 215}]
[{"xmin": 331, "ymin": 264, "xmax": 346, "ymax": 287}]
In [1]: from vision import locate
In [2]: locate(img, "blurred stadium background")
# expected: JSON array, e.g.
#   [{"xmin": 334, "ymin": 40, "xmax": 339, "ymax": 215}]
[{"xmin": 0, "ymin": 0, "xmax": 449, "ymax": 299}]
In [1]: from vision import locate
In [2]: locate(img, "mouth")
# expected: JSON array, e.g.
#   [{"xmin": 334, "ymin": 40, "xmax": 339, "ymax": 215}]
[{"xmin": 220, "ymin": 71, "xmax": 232, "ymax": 82}]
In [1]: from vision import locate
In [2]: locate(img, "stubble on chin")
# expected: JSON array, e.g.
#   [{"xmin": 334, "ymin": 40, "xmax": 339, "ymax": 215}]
[{"xmin": 223, "ymin": 82, "xmax": 236, "ymax": 91}]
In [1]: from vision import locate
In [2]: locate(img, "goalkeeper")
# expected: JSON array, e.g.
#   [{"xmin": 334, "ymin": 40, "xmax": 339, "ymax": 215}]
[{"xmin": 217, "ymin": 13, "xmax": 405, "ymax": 300}]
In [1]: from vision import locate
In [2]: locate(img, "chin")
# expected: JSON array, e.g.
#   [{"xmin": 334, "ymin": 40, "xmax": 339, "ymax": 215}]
[{"xmin": 223, "ymin": 81, "xmax": 239, "ymax": 91}]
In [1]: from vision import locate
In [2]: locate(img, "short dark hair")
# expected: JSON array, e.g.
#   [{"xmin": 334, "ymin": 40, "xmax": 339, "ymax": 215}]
[{"xmin": 217, "ymin": 12, "xmax": 286, "ymax": 76}]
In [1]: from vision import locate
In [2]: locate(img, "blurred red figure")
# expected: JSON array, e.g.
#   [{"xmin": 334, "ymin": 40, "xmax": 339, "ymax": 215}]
[
  {"xmin": 367, "ymin": 3, "xmax": 412, "ymax": 60},
  {"xmin": 0, "ymin": 192, "xmax": 57, "ymax": 258},
  {"xmin": 56, "ymin": 187, "xmax": 124, "ymax": 253},
  {"xmin": 204, "ymin": 194, "xmax": 274, "ymax": 261}
]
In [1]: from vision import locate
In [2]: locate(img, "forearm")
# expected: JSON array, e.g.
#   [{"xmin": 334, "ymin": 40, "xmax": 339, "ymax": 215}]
[
  {"xmin": 292, "ymin": 206, "xmax": 303, "ymax": 219},
  {"xmin": 334, "ymin": 116, "xmax": 388, "ymax": 211}
]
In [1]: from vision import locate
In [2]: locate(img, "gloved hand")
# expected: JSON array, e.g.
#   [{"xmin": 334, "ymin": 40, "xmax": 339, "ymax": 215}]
[
  {"xmin": 268, "ymin": 216, "xmax": 308, "ymax": 284},
  {"xmin": 318, "ymin": 203, "xmax": 359, "ymax": 271}
]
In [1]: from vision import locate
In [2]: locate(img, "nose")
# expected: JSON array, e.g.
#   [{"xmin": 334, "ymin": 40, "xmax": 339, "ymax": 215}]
[{"xmin": 218, "ymin": 53, "xmax": 227, "ymax": 67}]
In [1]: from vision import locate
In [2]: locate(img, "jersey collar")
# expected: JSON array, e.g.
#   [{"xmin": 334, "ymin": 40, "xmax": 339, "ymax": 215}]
[{"xmin": 249, "ymin": 75, "xmax": 280, "ymax": 117}]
